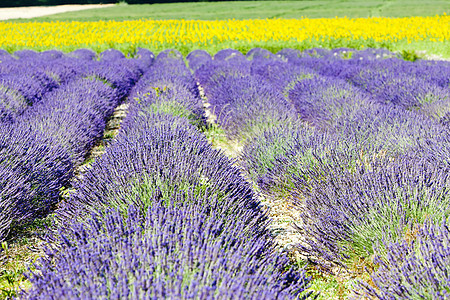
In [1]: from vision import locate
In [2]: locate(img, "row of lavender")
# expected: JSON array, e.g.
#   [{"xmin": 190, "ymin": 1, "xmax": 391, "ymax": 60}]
[
  {"xmin": 22, "ymin": 50, "xmax": 313, "ymax": 299},
  {"xmin": 188, "ymin": 48, "xmax": 450, "ymax": 299},
  {"xmin": 0, "ymin": 48, "xmax": 153, "ymax": 242}
]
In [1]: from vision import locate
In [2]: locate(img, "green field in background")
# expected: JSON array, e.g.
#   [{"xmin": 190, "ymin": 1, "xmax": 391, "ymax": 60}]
[{"xmin": 7, "ymin": 0, "xmax": 449, "ymax": 22}]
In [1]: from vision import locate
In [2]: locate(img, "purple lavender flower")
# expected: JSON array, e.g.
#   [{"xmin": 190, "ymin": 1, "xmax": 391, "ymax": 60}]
[
  {"xmin": 99, "ymin": 48, "xmax": 126, "ymax": 61},
  {"xmin": 293, "ymin": 153, "xmax": 450, "ymax": 270},
  {"xmin": 39, "ymin": 50, "xmax": 64, "ymax": 60},
  {"xmin": 0, "ymin": 51, "xmax": 149, "ymax": 241},
  {"xmin": 240, "ymin": 123, "xmax": 314, "ymax": 185},
  {"xmin": 359, "ymin": 219, "xmax": 450, "ymax": 299},
  {"xmin": 205, "ymin": 74, "xmax": 297, "ymax": 140},
  {"xmin": 13, "ymin": 49, "xmax": 39, "ymax": 59},
  {"xmin": 68, "ymin": 48, "xmax": 96, "ymax": 60},
  {"xmin": 288, "ymin": 75, "xmax": 374, "ymax": 128},
  {"xmin": 214, "ymin": 49, "xmax": 246, "ymax": 62},
  {"xmin": 186, "ymin": 49, "xmax": 212, "ymax": 72},
  {"xmin": 25, "ymin": 202, "xmax": 313, "ymax": 299},
  {"xmin": 59, "ymin": 114, "xmax": 258, "ymax": 223},
  {"xmin": 246, "ymin": 48, "xmax": 279, "ymax": 61},
  {"xmin": 250, "ymin": 60, "xmax": 317, "ymax": 96},
  {"xmin": 0, "ymin": 124, "xmax": 73, "ymax": 241}
]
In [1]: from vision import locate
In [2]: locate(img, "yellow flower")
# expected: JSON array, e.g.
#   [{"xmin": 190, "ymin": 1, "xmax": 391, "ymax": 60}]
[{"xmin": 0, "ymin": 16, "xmax": 448, "ymax": 52}]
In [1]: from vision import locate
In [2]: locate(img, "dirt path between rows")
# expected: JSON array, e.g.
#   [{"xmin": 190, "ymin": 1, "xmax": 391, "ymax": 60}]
[{"xmin": 0, "ymin": 4, "xmax": 114, "ymax": 21}]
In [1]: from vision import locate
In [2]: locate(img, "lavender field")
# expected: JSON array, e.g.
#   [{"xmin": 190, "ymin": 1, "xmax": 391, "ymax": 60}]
[{"xmin": 1, "ymin": 47, "xmax": 450, "ymax": 299}]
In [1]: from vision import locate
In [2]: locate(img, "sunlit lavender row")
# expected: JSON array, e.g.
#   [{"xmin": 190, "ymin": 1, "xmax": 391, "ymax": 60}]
[
  {"xmin": 1, "ymin": 47, "xmax": 449, "ymax": 299},
  {"xmin": 189, "ymin": 47, "xmax": 450, "ymax": 299},
  {"xmin": 0, "ymin": 48, "xmax": 152, "ymax": 241}
]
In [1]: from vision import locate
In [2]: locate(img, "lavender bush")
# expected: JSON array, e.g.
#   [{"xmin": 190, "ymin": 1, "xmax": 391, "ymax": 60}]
[
  {"xmin": 240, "ymin": 123, "xmax": 314, "ymax": 186},
  {"xmin": 214, "ymin": 48, "xmax": 247, "ymax": 62},
  {"xmin": 246, "ymin": 47, "xmax": 279, "ymax": 61},
  {"xmin": 59, "ymin": 114, "xmax": 258, "ymax": 225},
  {"xmin": 68, "ymin": 48, "xmax": 96, "ymax": 60},
  {"xmin": 288, "ymin": 76, "xmax": 373, "ymax": 128},
  {"xmin": 186, "ymin": 49, "xmax": 212, "ymax": 72},
  {"xmin": 0, "ymin": 50, "xmax": 151, "ymax": 242},
  {"xmin": 294, "ymin": 156, "xmax": 450, "ymax": 268},
  {"xmin": 359, "ymin": 219, "xmax": 450, "ymax": 299},
  {"xmin": 25, "ymin": 201, "xmax": 313, "ymax": 299},
  {"xmin": 127, "ymin": 49, "xmax": 203, "ymax": 128},
  {"xmin": 250, "ymin": 60, "xmax": 316, "ymax": 97},
  {"xmin": 19, "ymin": 77, "xmax": 118, "ymax": 163},
  {"xmin": 0, "ymin": 124, "xmax": 73, "ymax": 241},
  {"xmin": 194, "ymin": 64, "xmax": 297, "ymax": 141}
]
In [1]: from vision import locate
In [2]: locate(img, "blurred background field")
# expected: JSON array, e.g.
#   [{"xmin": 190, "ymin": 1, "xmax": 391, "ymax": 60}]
[{"xmin": 7, "ymin": 0, "xmax": 450, "ymax": 21}]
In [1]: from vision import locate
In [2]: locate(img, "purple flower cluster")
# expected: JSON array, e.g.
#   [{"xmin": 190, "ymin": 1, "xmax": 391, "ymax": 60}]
[
  {"xmin": 359, "ymin": 219, "xmax": 450, "ymax": 299},
  {"xmin": 296, "ymin": 157, "xmax": 450, "ymax": 266},
  {"xmin": 24, "ymin": 50, "xmax": 313, "ymax": 299},
  {"xmin": 285, "ymin": 52, "xmax": 450, "ymax": 120},
  {"xmin": 125, "ymin": 49, "xmax": 203, "ymax": 128},
  {"xmin": 0, "ymin": 49, "xmax": 151, "ymax": 241},
  {"xmin": 0, "ymin": 124, "xmax": 72, "ymax": 241},
  {"xmin": 190, "ymin": 49, "xmax": 297, "ymax": 141},
  {"xmin": 250, "ymin": 60, "xmax": 316, "ymax": 97},
  {"xmin": 186, "ymin": 49, "xmax": 212, "ymax": 72},
  {"xmin": 214, "ymin": 48, "xmax": 247, "ymax": 62},
  {"xmin": 240, "ymin": 123, "xmax": 311, "ymax": 184},
  {"xmin": 69, "ymin": 48, "xmax": 97, "ymax": 60},
  {"xmin": 234, "ymin": 48, "xmax": 450, "ymax": 295},
  {"xmin": 0, "ymin": 53, "xmax": 61, "ymax": 122},
  {"xmin": 60, "ymin": 116, "xmax": 255, "ymax": 221},
  {"xmin": 288, "ymin": 76, "xmax": 374, "ymax": 128},
  {"xmin": 246, "ymin": 47, "xmax": 279, "ymax": 61},
  {"xmin": 28, "ymin": 201, "xmax": 312, "ymax": 299},
  {"xmin": 19, "ymin": 77, "xmax": 118, "ymax": 163}
]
